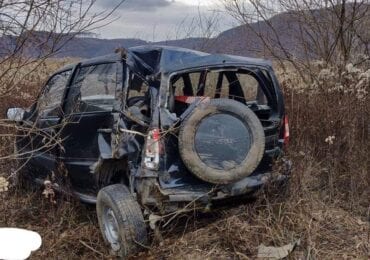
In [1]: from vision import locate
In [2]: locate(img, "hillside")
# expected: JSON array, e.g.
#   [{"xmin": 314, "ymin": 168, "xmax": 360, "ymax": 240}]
[
  {"xmin": 0, "ymin": 8, "xmax": 342, "ymax": 58},
  {"xmin": 1, "ymin": 4, "xmax": 368, "ymax": 59}
]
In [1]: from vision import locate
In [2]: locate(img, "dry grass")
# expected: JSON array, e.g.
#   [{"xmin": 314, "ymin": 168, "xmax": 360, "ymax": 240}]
[
  {"xmin": 0, "ymin": 59, "xmax": 369, "ymax": 259},
  {"xmin": 0, "ymin": 190, "xmax": 109, "ymax": 259}
]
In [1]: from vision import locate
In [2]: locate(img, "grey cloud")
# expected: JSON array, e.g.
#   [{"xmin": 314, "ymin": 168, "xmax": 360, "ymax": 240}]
[
  {"xmin": 98, "ymin": 0, "xmax": 174, "ymax": 11},
  {"xmin": 95, "ymin": 3, "xmax": 201, "ymax": 40},
  {"xmin": 93, "ymin": 1, "xmax": 234, "ymax": 41}
]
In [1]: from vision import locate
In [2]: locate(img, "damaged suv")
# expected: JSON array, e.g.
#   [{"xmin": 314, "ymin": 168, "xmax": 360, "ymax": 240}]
[{"xmin": 7, "ymin": 46, "xmax": 290, "ymax": 257}]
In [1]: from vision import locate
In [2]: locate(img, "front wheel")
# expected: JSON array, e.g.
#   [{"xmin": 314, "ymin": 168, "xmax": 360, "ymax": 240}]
[{"xmin": 96, "ymin": 184, "xmax": 148, "ymax": 257}]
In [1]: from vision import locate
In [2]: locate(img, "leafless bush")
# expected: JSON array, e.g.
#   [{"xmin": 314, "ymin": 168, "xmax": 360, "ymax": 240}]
[
  {"xmin": 277, "ymin": 63, "xmax": 369, "ymax": 212},
  {"xmin": 221, "ymin": 0, "xmax": 370, "ymax": 81},
  {"xmin": 0, "ymin": 1, "xmax": 124, "ymax": 182},
  {"xmin": 0, "ymin": 0, "xmax": 124, "ymax": 95},
  {"xmin": 220, "ymin": 0, "xmax": 370, "ymax": 214},
  {"xmin": 166, "ymin": 7, "xmax": 221, "ymax": 52}
]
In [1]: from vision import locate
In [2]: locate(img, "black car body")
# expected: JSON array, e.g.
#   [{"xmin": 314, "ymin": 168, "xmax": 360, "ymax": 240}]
[
  {"xmin": 9, "ymin": 46, "xmax": 290, "ymax": 256},
  {"xmin": 13, "ymin": 45, "xmax": 289, "ymax": 202}
]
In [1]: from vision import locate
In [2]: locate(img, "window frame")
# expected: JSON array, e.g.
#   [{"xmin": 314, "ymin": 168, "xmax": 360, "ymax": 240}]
[
  {"xmin": 124, "ymin": 70, "xmax": 150, "ymax": 98},
  {"xmin": 120, "ymin": 68, "xmax": 155, "ymax": 126},
  {"xmin": 37, "ymin": 69, "xmax": 72, "ymax": 119},
  {"xmin": 65, "ymin": 61, "xmax": 121, "ymax": 115}
]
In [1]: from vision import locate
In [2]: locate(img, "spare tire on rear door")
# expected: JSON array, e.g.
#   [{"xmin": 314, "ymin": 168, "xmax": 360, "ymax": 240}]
[{"xmin": 178, "ymin": 98, "xmax": 265, "ymax": 184}]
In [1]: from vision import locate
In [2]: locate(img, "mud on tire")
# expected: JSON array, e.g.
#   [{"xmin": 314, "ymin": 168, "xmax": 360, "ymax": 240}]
[{"xmin": 178, "ymin": 98, "xmax": 265, "ymax": 184}]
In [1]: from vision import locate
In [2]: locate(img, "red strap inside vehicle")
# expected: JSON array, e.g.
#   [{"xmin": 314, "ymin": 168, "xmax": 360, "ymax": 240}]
[{"xmin": 175, "ymin": 96, "xmax": 206, "ymax": 104}]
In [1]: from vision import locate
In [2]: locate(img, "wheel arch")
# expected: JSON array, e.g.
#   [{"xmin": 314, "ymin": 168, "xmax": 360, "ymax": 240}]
[{"xmin": 92, "ymin": 158, "xmax": 130, "ymax": 189}]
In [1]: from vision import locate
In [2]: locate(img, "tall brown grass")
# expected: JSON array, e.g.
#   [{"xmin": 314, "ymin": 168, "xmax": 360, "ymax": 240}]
[
  {"xmin": 281, "ymin": 63, "xmax": 369, "ymax": 213},
  {"xmin": 0, "ymin": 60, "xmax": 369, "ymax": 259}
]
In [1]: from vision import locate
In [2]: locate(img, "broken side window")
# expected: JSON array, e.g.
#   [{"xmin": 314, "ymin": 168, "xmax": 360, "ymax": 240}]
[
  {"xmin": 70, "ymin": 63, "xmax": 117, "ymax": 113},
  {"xmin": 127, "ymin": 73, "xmax": 149, "ymax": 104},
  {"xmin": 38, "ymin": 70, "xmax": 71, "ymax": 117}
]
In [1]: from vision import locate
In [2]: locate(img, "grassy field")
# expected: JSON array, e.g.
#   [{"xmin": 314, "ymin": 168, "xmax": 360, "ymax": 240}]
[{"xmin": 0, "ymin": 59, "xmax": 369, "ymax": 259}]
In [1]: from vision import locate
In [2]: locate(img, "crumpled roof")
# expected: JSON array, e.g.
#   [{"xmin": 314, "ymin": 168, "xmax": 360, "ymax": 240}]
[
  {"xmin": 57, "ymin": 45, "xmax": 272, "ymax": 76},
  {"xmin": 127, "ymin": 45, "xmax": 272, "ymax": 77}
]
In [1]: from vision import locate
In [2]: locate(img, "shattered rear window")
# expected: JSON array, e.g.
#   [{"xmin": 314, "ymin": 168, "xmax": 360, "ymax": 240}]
[{"xmin": 171, "ymin": 69, "xmax": 268, "ymax": 104}]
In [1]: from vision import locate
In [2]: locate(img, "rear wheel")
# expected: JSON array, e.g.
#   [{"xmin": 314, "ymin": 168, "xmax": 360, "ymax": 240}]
[{"xmin": 96, "ymin": 184, "xmax": 148, "ymax": 257}]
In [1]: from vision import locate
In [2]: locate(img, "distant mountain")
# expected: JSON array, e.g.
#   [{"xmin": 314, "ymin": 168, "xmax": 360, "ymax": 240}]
[
  {"xmin": 1, "ymin": 5, "xmax": 368, "ymax": 59},
  {"xmin": 57, "ymin": 37, "xmax": 148, "ymax": 57},
  {"xmin": 214, "ymin": 11, "xmax": 299, "ymax": 57},
  {"xmin": 0, "ymin": 33, "xmax": 148, "ymax": 58},
  {"xmin": 214, "ymin": 4, "xmax": 370, "ymax": 58}
]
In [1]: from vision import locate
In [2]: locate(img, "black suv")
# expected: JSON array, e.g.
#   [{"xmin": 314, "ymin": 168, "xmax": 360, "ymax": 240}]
[{"xmin": 7, "ymin": 46, "xmax": 290, "ymax": 257}]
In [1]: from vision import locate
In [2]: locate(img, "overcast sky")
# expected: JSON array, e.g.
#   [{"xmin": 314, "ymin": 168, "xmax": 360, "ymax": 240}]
[{"xmin": 93, "ymin": 0, "xmax": 235, "ymax": 41}]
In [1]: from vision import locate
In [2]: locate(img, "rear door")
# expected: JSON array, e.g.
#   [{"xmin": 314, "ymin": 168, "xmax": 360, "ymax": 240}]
[{"xmin": 61, "ymin": 62, "xmax": 121, "ymax": 193}]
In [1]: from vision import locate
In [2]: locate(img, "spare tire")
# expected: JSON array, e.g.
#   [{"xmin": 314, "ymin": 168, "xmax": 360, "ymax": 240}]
[{"xmin": 178, "ymin": 98, "xmax": 265, "ymax": 184}]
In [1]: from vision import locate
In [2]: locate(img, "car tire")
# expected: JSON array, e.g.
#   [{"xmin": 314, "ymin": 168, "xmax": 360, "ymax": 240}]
[
  {"xmin": 96, "ymin": 184, "xmax": 148, "ymax": 257},
  {"xmin": 178, "ymin": 98, "xmax": 265, "ymax": 184}
]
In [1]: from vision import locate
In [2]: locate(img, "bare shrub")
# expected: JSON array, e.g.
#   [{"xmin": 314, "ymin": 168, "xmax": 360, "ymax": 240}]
[
  {"xmin": 0, "ymin": 0, "xmax": 124, "ymax": 184},
  {"xmin": 221, "ymin": 0, "xmax": 370, "ymax": 80},
  {"xmin": 278, "ymin": 63, "xmax": 369, "ymax": 212}
]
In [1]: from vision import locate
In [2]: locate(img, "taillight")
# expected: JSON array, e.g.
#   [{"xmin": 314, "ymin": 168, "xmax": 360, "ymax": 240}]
[
  {"xmin": 283, "ymin": 115, "xmax": 289, "ymax": 145},
  {"xmin": 144, "ymin": 128, "xmax": 160, "ymax": 169}
]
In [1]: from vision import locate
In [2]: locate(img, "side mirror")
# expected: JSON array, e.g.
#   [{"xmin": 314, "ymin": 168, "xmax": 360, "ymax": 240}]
[{"xmin": 6, "ymin": 108, "xmax": 25, "ymax": 122}]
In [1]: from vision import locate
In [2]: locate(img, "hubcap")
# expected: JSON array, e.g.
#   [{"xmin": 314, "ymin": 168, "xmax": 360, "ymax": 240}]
[{"xmin": 102, "ymin": 207, "xmax": 120, "ymax": 251}]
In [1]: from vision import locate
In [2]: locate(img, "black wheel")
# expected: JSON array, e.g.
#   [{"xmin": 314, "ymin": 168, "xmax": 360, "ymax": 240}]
[
  {"xmin": 96, "ymin": 184, "xmax": 148, "ymax": 257},
  {"xmin": 178, "ymin": 98, "xmax": 265, "ymax": 184}
]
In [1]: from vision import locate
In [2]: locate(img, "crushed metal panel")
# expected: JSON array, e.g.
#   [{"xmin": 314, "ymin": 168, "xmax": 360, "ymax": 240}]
[
  {"xmin": 126, "ymin": 45, "xmax": 273, "ymax": 78},
  {"xmin": 115, "ymin": 119, "xmax": 141, "ymax": 159}
]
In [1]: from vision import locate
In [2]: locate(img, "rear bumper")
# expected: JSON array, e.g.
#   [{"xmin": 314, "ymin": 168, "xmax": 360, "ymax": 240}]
[
  {"xmin": 154, "ymin": 159, "xmax": 292, "ymax": 203},
  {"xmin": 225, "ymin": 159, "xmax": 292, "ymax": 196}
]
